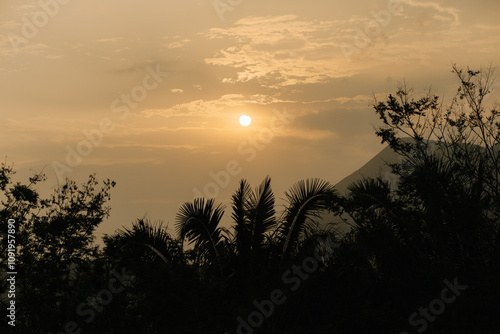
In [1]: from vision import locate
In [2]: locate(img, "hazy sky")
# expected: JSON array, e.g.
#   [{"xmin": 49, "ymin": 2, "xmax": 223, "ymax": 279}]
[{"xmin": 1, "ymin": 0, "xmax": 499, "ymax": 238}]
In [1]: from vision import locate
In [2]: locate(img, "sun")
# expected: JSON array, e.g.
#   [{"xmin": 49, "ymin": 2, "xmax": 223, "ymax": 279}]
[{"xmin": 239, "ymin": 114, "xmax": 252, "ymax": 126}]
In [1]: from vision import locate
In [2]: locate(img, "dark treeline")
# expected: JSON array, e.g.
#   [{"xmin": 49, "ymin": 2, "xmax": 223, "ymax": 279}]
[{"xmin": 1, "ymin": 65, "xmax": 500, "ymax": 333}]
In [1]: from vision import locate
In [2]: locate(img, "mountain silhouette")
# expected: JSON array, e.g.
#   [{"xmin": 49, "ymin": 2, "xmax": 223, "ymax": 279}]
[{"xmin": 334, "ymin": 144, "xmax": 402, "ymax": 195}]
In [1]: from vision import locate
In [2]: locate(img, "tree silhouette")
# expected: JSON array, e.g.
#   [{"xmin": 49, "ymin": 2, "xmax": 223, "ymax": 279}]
[
  {"xmin": 0, "ymin": 163, "xmax": 115, "ymax": 333},
  {"xmin": 324, "ymin": 64, "xmax": 500, "ymax": 333}
]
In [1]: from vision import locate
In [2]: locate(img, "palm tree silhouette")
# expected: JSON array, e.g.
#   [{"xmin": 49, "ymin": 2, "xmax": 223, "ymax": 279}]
[{"xmin": 175, "ymin": 176, "xmax": 336, "ymax": 283}]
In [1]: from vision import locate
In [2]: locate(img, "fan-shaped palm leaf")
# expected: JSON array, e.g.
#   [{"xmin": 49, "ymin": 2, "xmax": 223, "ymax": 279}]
[
  {"xmin": 175, "ymin": 198, "xmax": 225, "ymax": 262},
  {"xmin": 107, "ymin": 219, "xmax": 182, "ymax": 265},
  {"xmin": 347, "ymin": 177, "xmax": 393, "ymax": 212}
]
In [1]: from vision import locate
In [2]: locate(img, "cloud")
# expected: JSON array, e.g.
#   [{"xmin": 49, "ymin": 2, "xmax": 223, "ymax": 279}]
[
  {"xmin": 301, "ymin": 95, "xmax": 373, "ymax": 105},
  {"xmin": 400, "ymin": 0, "xmax": 460, "ymax": 26},
  {"xmin": 0, "ymin": 20, "xmax": 20, "ymax": 29},
  {"xmin": 474, "ymin": 24, "xmax": 500, "ymax": 31},
  {"xmin": 139, "ymin": 94, "xmax": 288, "ymax": 118},
  {"xmin": 13, "ymin": 4, "xmax": 37, "ymax": 11},
  {"xmin": 95, "ymin": 38, "xmax": 123, "ymax": 43},
  {"xmin": 100, "ymin": 143, "xmax": 196, "ymax": 150},
  {"xmin": 166, "ymin": 39, "xmax": 190, "ymax": 49},
  {"xmin": 205, "ymin": 15, "xmax": 355, "ymax": 88},
  {"xmin": 284, "ymin": 128, "xmax": 335, "ymax": 141},
  {"xmin": 203, "ymin": 4, "xmax": 470, "ymax": 87}
]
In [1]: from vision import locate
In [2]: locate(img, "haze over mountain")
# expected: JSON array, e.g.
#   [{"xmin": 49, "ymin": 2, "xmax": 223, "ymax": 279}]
[{"xmin": 334, "ymin": 143, "xmax": 402, "ymax": 195}]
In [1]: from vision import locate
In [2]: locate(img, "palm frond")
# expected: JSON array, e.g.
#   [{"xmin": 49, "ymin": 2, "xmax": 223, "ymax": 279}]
[
  {"xmin": 247, "ymin": 176, "xmax": 276, "ymax": 252},
  {"xmin": 231, "ymin": 179, "xmax": 252, "ymax": 257},
  {"xmin": 347, "ymin": 177, "xmax": 392, "ymax": 209},
  {"xmin": 279, "ymin": 178, "xmax": 336, "ymax": 259},
  {"xmin": 175, "ymin": 198, "xmax": 225, "ymax": 261},
  {"xmin": 108, "ymin": 219, "xmax": 181, "ymax": 265}
]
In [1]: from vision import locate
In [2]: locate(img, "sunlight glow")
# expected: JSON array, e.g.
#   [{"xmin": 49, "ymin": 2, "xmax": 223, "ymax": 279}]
[{"xmin": 239, "ymin": 115, "xmax": 252, "ymax": 126}]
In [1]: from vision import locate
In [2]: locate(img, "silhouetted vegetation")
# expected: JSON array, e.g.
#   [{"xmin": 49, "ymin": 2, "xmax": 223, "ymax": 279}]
[{"xmin": 1, "ymin": 65, "xmax": 500, "ymax": 333}]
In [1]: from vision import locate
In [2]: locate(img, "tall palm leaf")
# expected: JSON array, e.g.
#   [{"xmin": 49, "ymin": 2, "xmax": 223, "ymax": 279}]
[
  {"xmin": 247, "ymin": 176, "xmax": 276, "ymax": 257},
  {"xmin": 231, "ymin": 179, "xmax": 252, "ymax": 260},
  {"xmin": 175, "ymin": 198, "xmax": 225, "ymax": 263},
  {"xmin": 278, "ymin": 178, "xmax": 336, "ymax": 260}
]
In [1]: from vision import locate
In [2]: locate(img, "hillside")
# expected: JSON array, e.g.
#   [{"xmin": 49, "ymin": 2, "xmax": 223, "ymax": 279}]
[{"xmin": 333, "ymin": 144, "xmax": 402, "ymax": 195}]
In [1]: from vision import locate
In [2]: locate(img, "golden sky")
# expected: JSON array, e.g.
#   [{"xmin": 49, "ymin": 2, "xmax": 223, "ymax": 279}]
[{"xmin": 1, "ymin": 0, "xmax": 499, "ymax": 238}]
